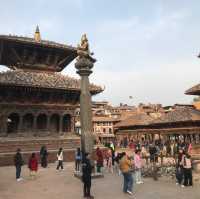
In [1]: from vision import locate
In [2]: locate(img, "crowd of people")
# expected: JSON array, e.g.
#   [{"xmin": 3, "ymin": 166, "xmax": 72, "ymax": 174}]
[{"xmin": 13, "ymin": 139, "xmax": 194, "ymax": 199}]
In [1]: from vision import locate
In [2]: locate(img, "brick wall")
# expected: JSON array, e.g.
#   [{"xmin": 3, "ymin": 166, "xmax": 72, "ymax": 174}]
[{"xmin": 0, "ymin": 137, "xmax": 81, "ymax": 166}]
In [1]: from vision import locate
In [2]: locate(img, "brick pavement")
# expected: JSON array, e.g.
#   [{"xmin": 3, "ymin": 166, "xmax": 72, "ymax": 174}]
[{"xmin": 0, "ymin": 163, "xmax": 199, "ymax": 199}]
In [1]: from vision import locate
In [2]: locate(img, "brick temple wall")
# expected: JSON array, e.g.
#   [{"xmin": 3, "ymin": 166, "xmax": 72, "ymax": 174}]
[
  {"xmin": 0, "ymin": 137, "xmax": 81, "ymax": 166},
  {"xmin": 0, "ymin": 149, "xmax": 76, "ymax": 166}
]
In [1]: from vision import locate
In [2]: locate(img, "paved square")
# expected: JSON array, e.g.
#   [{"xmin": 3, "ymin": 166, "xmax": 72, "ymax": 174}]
[{"xmin": 0, "ymin": 163, "xmax": 199, "ymax": 199}]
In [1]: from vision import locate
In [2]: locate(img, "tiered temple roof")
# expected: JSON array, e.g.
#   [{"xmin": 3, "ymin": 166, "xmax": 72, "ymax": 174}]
[
  {"xmin": 0, "ymin": 27, "xmax": 103, "ymax": 95},
  {"xmin": 0, "ymin": 70, "xmax": 103, "ymax": 95},
  {"xmin": 0, "ymin": 29, "xmax": 77, "ymax": 72},
  {"xmin": 185, "ymin": 84, "xmax": 200, "ymax": 95}
]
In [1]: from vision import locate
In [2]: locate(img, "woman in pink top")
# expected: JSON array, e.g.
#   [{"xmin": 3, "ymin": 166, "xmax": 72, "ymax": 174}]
[{"xmin": 134, "ymin": 150, "xmax": 143, "ymax": 184}]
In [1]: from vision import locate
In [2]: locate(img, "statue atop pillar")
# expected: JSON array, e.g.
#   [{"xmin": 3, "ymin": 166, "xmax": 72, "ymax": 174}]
[{"xmin": 77, "ymin": 34, "xmax": 96, "ymax": 64}]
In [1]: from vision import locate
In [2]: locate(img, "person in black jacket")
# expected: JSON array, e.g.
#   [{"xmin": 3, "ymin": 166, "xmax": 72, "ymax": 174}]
[
  {"xmin": 82, "ymin": 153, "xmax": 94, "ymax": 199},
  {"xmin": 40, "ymin": 145, "xmax": 48, "ymax": 168},
  {"xmin": 14, "ymin": 148, "xmax": 23, "ymax": 181}
]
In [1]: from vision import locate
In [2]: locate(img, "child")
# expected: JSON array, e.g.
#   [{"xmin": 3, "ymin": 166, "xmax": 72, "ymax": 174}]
[
  {"xmin": 28, "ymin": 153, "xmax": 38, "ymax": 179},
  {"xmin": 75, "ymin": 147, "xmax": 81, "ymax": 172}
]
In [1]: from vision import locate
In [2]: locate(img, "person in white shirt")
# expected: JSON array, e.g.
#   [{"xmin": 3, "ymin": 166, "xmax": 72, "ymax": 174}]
[
  {"xmin": 56, "ymin": 147, "xmax": 64, "ymax": 170},
  {"xmin": 181, "ymin": 152, "xmax": 193, "ymax": 187}
]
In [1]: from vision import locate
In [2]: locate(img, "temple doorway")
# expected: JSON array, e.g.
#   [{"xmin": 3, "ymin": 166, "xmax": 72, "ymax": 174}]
[
  {"xmin": 37, "ymin": 114, "xmax": 47, "ymax": 131},
  {"xmin": 62, "ymin": 114, "xmax": 71, "ymax": 132},
  {"xmin": 23, "ymin": 113, "xmax": 34, "ymax": 132},
  {"xmin": 50, "ymin": 114, "xmax": 60, "ymax": 133},
  {"xmin": 7, "ymin": 113, "xmax": 20, "ymax": 133}
]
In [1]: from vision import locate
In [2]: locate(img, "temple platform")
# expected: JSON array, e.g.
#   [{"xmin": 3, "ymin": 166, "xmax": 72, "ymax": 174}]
[{"xmin": 0, "ymin": 135, "xmax": 80, "ymax": 166}]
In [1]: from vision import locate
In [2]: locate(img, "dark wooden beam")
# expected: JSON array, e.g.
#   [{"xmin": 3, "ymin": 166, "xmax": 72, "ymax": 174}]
[
  {"xmin": 46, "ymin": 54, "xmax": 52, "ymax": 65},
  {"xmin": 57, "ymin": 56, "xmax": 69, "ymax": 66},
  {"xmin": 54, "ymin": 54, "xmax": 60, "ymax": 65},
  {"xmin": 22, "ymin": 49, "xmax": 28, "ymax": 63},
  {"xmin": 11, "ymin": 47, "xmax": 23, "ymax": 63},
  {"xmin": 29, "ymin": 50, "xmax": 37, "ymax": 64}
]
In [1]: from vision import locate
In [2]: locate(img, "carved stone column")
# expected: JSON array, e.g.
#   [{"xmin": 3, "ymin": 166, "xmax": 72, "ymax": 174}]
[
  {"xmin": 33, "ymin": 116, "xmax": 37, "ymax": 136},
  {"xmin": 47, "ymin": 116, "xmax": 50, "ymax": 135},
  {"xmin": 18, "ymin": 115, "xmax": 23, "ymax": 134},
  {"xmin": 75, "ymin": 56, "xmax": 95, "ymax": 156},
  {"xmin": 0, "ymin": 114, "xmax": 7, "ymax": 136},
  {"xmin": 71, "ymin": 115, "xmax": 75, "ymax": 133},
  {"xmin": 59, "ymin": 116, "xmax": 63, "ymax": 135}
]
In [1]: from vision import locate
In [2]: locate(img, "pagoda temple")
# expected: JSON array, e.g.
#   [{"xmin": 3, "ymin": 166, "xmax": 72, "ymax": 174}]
[{"xmin": 0, "ymin": 27, "xmax": 102, "ymax": 165}]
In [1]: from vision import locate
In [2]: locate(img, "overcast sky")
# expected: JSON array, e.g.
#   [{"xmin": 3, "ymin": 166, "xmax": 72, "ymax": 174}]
[{"xmin": 0, "ymin": 0, "xmax": 200, "ymax": 106}]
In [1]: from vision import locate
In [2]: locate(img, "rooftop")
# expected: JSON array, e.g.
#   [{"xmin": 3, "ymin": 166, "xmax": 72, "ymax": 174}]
[
  {"xmin": 185, "ymin": 83, "xmax": 200, "ymax": 96},
  {"xmin": 114, "ymin": 112, "xmax": 154, "ymax": 128},
  {"xmin": 0, "ymin": 70, "xmax": 103, "ymax": 95},
  {"xmin": 0, "ymin": 28, "xmax": 77, "ymax": 72},
  {"xmin": 151, "ymin": 106, "xmax": 200, "ymax": 125}
]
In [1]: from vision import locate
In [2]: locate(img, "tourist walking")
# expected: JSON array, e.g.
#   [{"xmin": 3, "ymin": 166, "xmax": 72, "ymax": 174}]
[
  {"xmin": 134, "ymin": 150, "xmax": 143, "ymax": 184},
  {"xmin": 119, "ymin": 152, "xmax": 134, "ymax": 196},
  {"xmin": 75, "ymin": 147, "xmax": 81, "ymax": 172},
  {"xmin": 28, "ymin": 153, "xmax": 38, "ymax": 179},
  {"xmin": 182, "ymin": 153, "xmax": 193, "ymax": 187},
  {"xmin": 96, "ymin": 147, "xmax": 103, "ymax": 173},
  {"xmin": 40, "ymin": 145, "xmax": 48, "ymax": 168},
  {"xmin": 56, "ymin": 147, "xmax": 64, "ymax": 170},
  {"xmin": 14, "ymin": 148, "xmax": 24, "ymax": 181},
  {"xmin": 82, "ymin": 153, "xmax": 94, "ymax": 199}
]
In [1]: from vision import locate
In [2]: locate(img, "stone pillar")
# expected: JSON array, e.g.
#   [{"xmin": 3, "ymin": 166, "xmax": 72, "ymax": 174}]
[
  {"xmin": 33, "ymin": 116, "xmax": 37, "ymax": 136},
  {"xmin": 47, "ymin": 116, "xmax": 50, "ymax": 135},
  {"xmin": 59, "ymin": 116, "xmax": 63, "ymax": 135},
  {"xmin": 0, "ymin": 114, "xmax": 7, "ymax": 136},
  {"xmin": 71, "ymin": 115, "xmax": 75, "ymax": 133},
  {"xmin": 75, "ymin": 56, "xmax": 95, "ymax": 156},
  {"xmin": 18, "ymin": 115, "xmax": 23, "ymax": 134}
]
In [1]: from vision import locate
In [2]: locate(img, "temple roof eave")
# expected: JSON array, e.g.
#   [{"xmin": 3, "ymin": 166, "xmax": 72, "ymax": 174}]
[
  {"xmin": 0, "ymin": 35, "xmax": 77, "ymax": 51},
  {"xmin": 0, "ymin": 70, "xmax": 103, "ymax": 95},
  {"xmin": 185, "ymin": 83, "xmax": 200, "ymax": 96},
  {"xmin": 0, "ymin": 35, "xmax": 78, "ymax": 72}
]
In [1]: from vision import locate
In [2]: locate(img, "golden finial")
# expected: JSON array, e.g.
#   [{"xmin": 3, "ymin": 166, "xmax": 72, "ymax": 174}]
[{"xmin": 34, "ymin": 25, "xmax": 41, "ymax": 42}]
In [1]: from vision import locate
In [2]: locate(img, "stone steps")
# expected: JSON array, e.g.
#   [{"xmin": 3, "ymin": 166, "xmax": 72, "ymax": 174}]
[{"xmin": 0, "ymin": 137, "xmax": 81, "ymax": 166}]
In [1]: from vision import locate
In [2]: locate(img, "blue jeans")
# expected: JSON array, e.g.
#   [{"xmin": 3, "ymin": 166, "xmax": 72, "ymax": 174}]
[
  {"xmin": 122, "ymin": 172, "xmax": 133, "ymax": 192},
  {"xmin": 16, "ymin": 165, "xmax": 21, "ymax": 179}
]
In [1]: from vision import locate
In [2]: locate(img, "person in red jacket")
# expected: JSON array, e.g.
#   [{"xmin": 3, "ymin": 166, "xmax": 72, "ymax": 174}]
[
  {"xmin": 28, "ymin": 153, "xmax": 38, "ymax": 179},
  {"xmin": 96, "ymin": 147, "xmax": 104, "ymax": 173}
]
